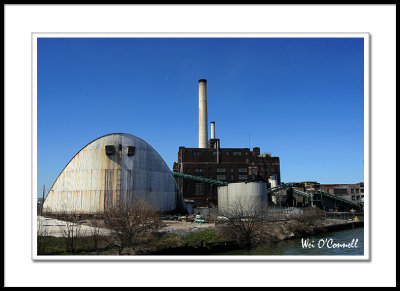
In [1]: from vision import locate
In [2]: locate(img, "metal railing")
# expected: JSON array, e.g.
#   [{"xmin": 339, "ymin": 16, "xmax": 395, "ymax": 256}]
[
  {"xmin": 264, "ymin": 207, "xmax": 323, "ymax": 222},
  {"xmin": 325, "ymin": 212, "xmax": 364, "ymax": 221}
]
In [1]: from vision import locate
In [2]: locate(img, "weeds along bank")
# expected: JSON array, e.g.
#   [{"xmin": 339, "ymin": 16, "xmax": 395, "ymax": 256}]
[{"xmin": 37, "ymin": 211, "xmax": 361, "ymax": 255}]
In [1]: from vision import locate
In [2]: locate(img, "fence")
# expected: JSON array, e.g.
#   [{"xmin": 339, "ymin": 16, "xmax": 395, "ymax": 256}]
[
  {"xmin": 264, "ymin": 207, "xmax": 325, "ymax": 222},
  {"xmin": 325, "ymin": 212, "xmax": 364, "ymax": 221}
]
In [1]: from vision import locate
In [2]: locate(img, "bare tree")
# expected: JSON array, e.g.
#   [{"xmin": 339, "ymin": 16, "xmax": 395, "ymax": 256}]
[
  {"xmin": 296, "ymin": 207, "xmax": 325, "ymax": 226},
  {"xmin": 213, "ymin": 197, "xmax": 269, "ymax": 248},
  {"xmin": 37, "ymin": 220, "xmax": 49, "ymax": 255},
  {"xmin": 59, "ymin": 213, "xmax": 84, "ymax": 253},
  {"xmin": 103, "ymin": 199, "xmax": 161, "ymax": 254}
]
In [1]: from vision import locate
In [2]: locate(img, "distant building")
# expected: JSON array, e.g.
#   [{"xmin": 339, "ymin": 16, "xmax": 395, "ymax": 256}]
[
  {"xmin": 37, "ymin": 197, "xmax": 44, "ymax": 214},
  {"xmin": 292, "ymin": 181, "xmax": 321, "ymax": 192},
  {"xmin": 37, "ymin": 197, "xmax": 44, "ymax": 207},
  {"xmin": 320, "ymin": 182, "xmax": 364, "ymax": 204},
  {"xmin": 293, "ymin": 181, "xmax": 364, "ymax": 205}
]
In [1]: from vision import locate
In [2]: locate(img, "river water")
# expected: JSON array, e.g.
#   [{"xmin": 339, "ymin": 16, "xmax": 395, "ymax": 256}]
[{"xmin": 215, "ymin": 227, "xmax": 364, "ymax": 256}]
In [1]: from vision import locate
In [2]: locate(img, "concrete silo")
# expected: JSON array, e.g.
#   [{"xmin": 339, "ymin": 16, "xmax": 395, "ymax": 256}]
[
  {"xmin": 43, "ymin": 133, "xmax": 184, "ymax": 214},
  {"xmin": 217, "ymin": 182, "xmax": 268, "ymax": 214}
]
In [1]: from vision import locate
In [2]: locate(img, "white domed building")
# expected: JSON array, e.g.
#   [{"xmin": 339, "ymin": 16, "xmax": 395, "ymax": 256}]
[{"xmin": 42, "ymin": 133, "xmax": 184, "ymax": 214}]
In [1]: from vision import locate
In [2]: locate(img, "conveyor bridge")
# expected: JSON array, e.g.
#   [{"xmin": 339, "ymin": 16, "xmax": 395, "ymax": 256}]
[{"xmin": 172, "ymin": 171, "xmax": 228, "ymax": 186}]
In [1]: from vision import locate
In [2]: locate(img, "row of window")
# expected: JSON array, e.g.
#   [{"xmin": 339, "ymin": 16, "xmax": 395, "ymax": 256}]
[
  {"xmin": 190, "ymin": 168, "xmax": 249, "ymax": 174},
  {"xmin": 191, "ymin": 151, "xmax": 248, "ymax": 156},
  {"xmin": 350, "ymin": 189, "xmax": 361, "ymax": 193},
  {"xmin": 329, "ymin": 188, "xmax": 363, "ymax": 194},
  {"xmin": 216, "ymin": 174, "xmax": 248, "ymax": 181},
  {"xmin": 351, "ymin": 195, "xmax": 364, "ymax": 201}
]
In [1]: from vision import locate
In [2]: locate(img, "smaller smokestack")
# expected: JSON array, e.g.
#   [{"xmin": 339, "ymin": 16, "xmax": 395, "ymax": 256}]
[{"xmin": 211, "ymin": 122, "xmax": 215, "ymax": 139}]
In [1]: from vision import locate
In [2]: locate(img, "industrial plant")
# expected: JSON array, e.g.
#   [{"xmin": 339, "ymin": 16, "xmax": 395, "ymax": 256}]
[
  {"xmin": 41, "ymin": 79, "xmax": 363, "ymax": 216},
  {"xmin": 173, "ymin": 79, "xmax": 280, "ymax": 208},
  {"xmin": 37, "ymin": 79, "xmax": 364, "ymax": 257}
]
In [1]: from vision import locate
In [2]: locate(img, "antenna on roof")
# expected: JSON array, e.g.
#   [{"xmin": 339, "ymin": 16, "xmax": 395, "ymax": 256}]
[
  {"xmin": 249, "ymin": 131, "xmax": 251, "ymax": 149},
  {"xmin": 41, "ymin": 185, "xmax": 45, "ymax": 216}
]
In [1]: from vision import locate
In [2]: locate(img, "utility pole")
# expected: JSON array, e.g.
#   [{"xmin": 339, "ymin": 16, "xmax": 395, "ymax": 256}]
[{"xmin": 41, "ymin": 185, "xmax": 45, "ymax": 216}]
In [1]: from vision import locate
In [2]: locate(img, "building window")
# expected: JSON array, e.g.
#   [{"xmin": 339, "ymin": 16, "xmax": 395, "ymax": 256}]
[
  {"xmin": 239, "ymin": 175, "xmax": 248, "ymax": 180},
  {"xmin": 334, "ymin": 188, "xmax": 348, "ymax": 195},
  {"xmin": 356, "ymin": 196, "xmax": 360, "ymax": 201},
  {"xmin": 216, "ymin": 175, "xmax": 226, "ymax": 180},
  {"xmin": 192, "ymin": 151, "xmax": 201, "ymax": 156},
  {"xmin": 351, "ymin": 189, "xmax": 354, "ymax": 193},
  {"xmin": 238, "ymin": 168, "xmax": 248, "ymax": 173},
  {"xmin": 194, "ymin": 168, "xmax": 204, "ymax": 173},
  {"xmin": 249, "ymin": 167, "xmax": 257, "ymax": 175},
  {"xmin": 230, "ymin": 169, "xmax": 234, "ymax": 173},
  {"xmin": 231, "ymin": 175, "xmax": 234, "ymax": 181},
  {"xmin": 361, "ymin": 189, "xmax": 364, "ymax": 193},
  {"xmin": 195, "ymin": 183, "xmax": 204, "ymax": 195},
  {"xmin": 351, "ymin": 196, "xmax": 355, "ymax": 201},
  {"xmin": 216, "ymin": 168, "xmax": 226, "ymax": 172},
  {"xmin": 356, "ymin": 189, "xmax": 359, "ymax": 193},
  {"xmin": 233, "ymin": 152, "xmax": 242, "ymax": 156}
]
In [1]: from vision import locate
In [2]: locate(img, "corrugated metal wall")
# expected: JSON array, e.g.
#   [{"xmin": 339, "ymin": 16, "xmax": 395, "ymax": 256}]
[{"xmin": 43, "ymin": 133, "xmax": 184, "ymax": 214}]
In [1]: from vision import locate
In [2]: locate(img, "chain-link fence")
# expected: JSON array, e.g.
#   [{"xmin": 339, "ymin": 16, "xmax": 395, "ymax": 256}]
[
  {"xmin": 265, "ymin": 206, "xmax": 325, "ymax": 222},
  {"xmin": 325, "ymin": 212, "xmax": 364, "ymax": 221}
]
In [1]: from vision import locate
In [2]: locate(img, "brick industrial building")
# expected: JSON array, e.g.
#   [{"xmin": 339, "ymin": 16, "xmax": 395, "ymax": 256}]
[{"xmin": 173, "ymin": 79, "xmax": 280, "ymax": 207}]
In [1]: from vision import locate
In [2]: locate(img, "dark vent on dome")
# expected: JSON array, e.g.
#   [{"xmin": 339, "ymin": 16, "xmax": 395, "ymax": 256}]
[
  {"xmin": 127, "ymin": 146, "xmax": 136, "ymax": 156},
  {"xmin": 105, "ymin": 145, "xmax": 115, "ymax": 155}
]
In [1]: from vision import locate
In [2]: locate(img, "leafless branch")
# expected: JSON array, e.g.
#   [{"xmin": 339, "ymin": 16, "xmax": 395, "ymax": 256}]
[
  {"xmin": 103, "ymin": 198, "xmax": 161, "ymax": 254},
  {"xmin": 58, "ymin": 213, "xmax": 83, "ymax": 253},
  {"xmin": 212, "ymin": 196, "xmax": 269, "ymax": 248},
  {"xmin": 37, "ymin": 220, "xmax": 49, "ymax": 254}
]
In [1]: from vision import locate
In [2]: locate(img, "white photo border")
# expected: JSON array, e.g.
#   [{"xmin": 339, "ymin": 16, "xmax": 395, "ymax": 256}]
[{"xmin": 32, "ymin": 32, "xmax": 370, "ymax": 262}]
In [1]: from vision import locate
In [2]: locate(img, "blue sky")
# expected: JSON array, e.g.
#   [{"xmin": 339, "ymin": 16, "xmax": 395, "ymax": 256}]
[{"xmin": 37, "ymin": 37, "xmax": 364, "ymax": 197}]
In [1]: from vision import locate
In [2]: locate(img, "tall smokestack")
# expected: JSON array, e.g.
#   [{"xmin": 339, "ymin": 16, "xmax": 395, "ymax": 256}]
[
  {"xmin": 211, "ymin": 121, "xmax": 215, "ymax": 139},
  {"xmin": 198, "ymin": 79, "xmax": 208, "ymax": 148}
]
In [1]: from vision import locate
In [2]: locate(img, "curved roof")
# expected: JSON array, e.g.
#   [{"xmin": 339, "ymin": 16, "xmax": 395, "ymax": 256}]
[{"xmin": 43, "ymin": 133, "xmax": 183, "ymax": 213}]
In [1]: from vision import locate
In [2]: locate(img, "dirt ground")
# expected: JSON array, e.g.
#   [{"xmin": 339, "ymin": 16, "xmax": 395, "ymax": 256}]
[
  {"xmin": 37, "ymin": 215, "xmax": 352, "ymax": 239},
  {"xmin": 158, "ymin": 220, "xmax": 215, "ymax": 236},
  {"xmin": 37, "ymin": 216, "xmax": 214, "ymax": 238},
  {"xmin": 37, "ymin": 216, "xmax": 113, "ymax": 237}
]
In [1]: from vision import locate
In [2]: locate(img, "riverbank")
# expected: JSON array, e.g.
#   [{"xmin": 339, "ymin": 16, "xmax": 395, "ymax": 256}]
[
  {"xmin": 216, "ymin": 226, "xmax": 364, "ymax": 256},
  {"xmin": 36, "ymin": 216, "xmax": 363, "ymax": 256},
  {"xmin": 148, "ymin": 219, "xmax": 363, "ymax": 255},
  {"xmin": 260, "ymin": 219, "xmax": 363, "ymax": 243}
]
